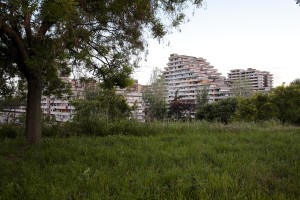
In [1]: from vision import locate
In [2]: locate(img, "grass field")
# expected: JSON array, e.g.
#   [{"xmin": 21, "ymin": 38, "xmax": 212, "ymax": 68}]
[{"xmin": 0, "ymin": 122, "xmax": 300, "ymax": 199}]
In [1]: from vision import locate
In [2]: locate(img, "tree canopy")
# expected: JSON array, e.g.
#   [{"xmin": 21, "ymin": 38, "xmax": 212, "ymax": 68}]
[
  {"xmin": 195, "ymin": 98, "xmax": 237, "ymax": 124},
  {"xmin": 0, "ymin": 0, "xmax": 203, "ymax": 143},
  {"xmin": 270, "ymin": 83, "xmax": 300, "ymax": 125},
  {"xmin": 72, "ymin": 87, "xmax": 132, "ymax": 135},
  {"xmin": 143, "ymin": 68, "xmax": 167, "ymax": 120}
]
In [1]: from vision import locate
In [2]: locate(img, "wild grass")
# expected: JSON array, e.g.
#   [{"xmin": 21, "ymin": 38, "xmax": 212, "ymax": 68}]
[
  {"xmin": 0, "ymin": 121, "xmax": 299, "ymax": 199},
  {"xmin": 41, "ymin": 119, "xmax": 299, "ymax": 137}
]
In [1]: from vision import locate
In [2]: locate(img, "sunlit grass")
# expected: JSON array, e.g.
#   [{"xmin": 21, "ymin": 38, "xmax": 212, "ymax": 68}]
[{"xmin": 0, "ymin": 121, "xmax": 299, "ymax": 199}]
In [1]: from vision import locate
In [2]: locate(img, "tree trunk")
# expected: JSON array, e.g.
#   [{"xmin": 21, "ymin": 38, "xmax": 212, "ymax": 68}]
[{"xmin": 25, "ymin": 76, "xmax": 42, "ymax": 144}]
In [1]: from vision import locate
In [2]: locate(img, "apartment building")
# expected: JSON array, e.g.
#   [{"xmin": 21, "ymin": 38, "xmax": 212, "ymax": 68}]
[
  {"xmin": 0, "ymin": 78, "xmax": 148, "ymax": 123},
  {"xmin": 116, "ymin": 80, "xmax": 145, "ymax": 122},
  {"xmin": 0, "ymin": 78, "xmax": 97, "ymax": 123},
  {"xmin": 227, "ymin": 68, "xmax": 273, "ymax": 93},
  {"xmin": 164, "ymin": 54, "xmax": 232, "ymax": 104},
  {"xmin": 42, "ymin": 78, "xmax": 97, "ymax": 122},
  {"xmin": 0, "ymin": 106, "xmax": 26, "ymax": 124}
]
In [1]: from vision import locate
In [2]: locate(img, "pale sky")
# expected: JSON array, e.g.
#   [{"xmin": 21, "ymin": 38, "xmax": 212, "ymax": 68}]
[{"xmin": 133, "ymin": 0, "xmax": 300, "ymax": 86}]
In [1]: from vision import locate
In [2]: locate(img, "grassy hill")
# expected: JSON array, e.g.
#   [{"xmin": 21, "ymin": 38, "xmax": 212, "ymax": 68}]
[{"xmin": 0, "ymin": 122, "xmax": 299, "ymax": 199}]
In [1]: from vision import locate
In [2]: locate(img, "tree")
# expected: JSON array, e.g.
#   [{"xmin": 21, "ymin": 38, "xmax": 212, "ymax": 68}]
[
  {"xmin": 196, "ymin": 85, "xmax": 209, "ymax": 108},
  {"xmin": 230, "ymin": 78, "xmax": 253, "ymax": 97},
  {"xmin": 195, "ymin": 85, "xmax": 209, "ymax": 120},
  {"xmin": 168, "ymin": 99, "xmax": 195, "ymax": 121},
  {"xmin": 195, "ymin": 102, "xmax": 216, "ymax": 122},
  {"xmin": 290, "ymin": 78, "xmax": 300, "ymax": 86},
  {"xmin": 270, "ymin": 83, "xmax": 300, "ymax": 125},
  {"xmin": 72, "ymin": 88, "xmax": 131, "ymax": 121},
  {"xmin": 0, "ymin": 96, "xmax": 26, "ymax": 123},
  {"xmin": 0, "ymin": 78, "xmax": 26, "ymax": 123},
  {"xmin": 234, "ymin": 93, "xmax": 277, "ymax": 123},
  {"xmin": 216, "ymin": 98, "xmax": 238, "ymax": 124},
  {"xmin": 195, "ymin": 98, "xmax": 237, "ymax": 124},
  {"xmin": 72, "ymin": 87, "xmax": 132, "ymax": 135},
  {"xmin": 0, "ymin": 0, "xmax": 203, "ymax": 143},
  {"xmin": 253, "ymin": 93, "xmax": 276, "ymax": 122},
  {"xmin": 143, "ymin": 68, "xmax": 167, "ymax": 120},
  {"xmin": 234, "ymin": 97, "xmax": 256, "ymax": 122}
]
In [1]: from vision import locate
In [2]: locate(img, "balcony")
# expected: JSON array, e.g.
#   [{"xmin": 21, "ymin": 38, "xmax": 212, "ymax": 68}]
[{"xmin": 50, "ymin": 111, "xmax": 72, "ymax": 116}]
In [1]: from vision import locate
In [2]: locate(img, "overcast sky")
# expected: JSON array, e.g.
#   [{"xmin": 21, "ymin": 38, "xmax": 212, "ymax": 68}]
[{"xmin": 133, "ymin": 0, "xmax": 300, "ymax": 86}]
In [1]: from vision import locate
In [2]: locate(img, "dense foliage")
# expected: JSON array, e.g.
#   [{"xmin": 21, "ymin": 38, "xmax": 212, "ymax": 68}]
[
  {"xmin": 168, "ymin": 90, "xmax": 195, "ymax": 120},
  {"xmin": 195, "ymin": 80, "xmax": 300, "ymax": 125},
  {"xmin": 71, "ymin": 88, "xmax": 132, "ymax": 135},
  {"xmin": 168, "ymin": 99, "xmax": 195, "ymax": 120},
  {"xmin": 196, "ymin": 98, "xmax": 237, "ymax": 124},
  {"xmin": 196, "ymin": 86, "xmax": 209, "ymax": 108},
  {"xmin": 143, "ymin": 68, "xmax": 167, "ymax": 120},
  {"xmin": 234, "ymin": 83, "xmax": 300, "ymax": 125},
  {"xmin": 234, "ymin": 94, "xmax": 276, "ymax": 122},
  {"xmin": 270, "ymin": 83, "xmax": 300, "ymax": 125},
  {"xmin": 0, "ymin": 0, "xmax": 203, "ymax": 143},
  {"xmin": 0, "ymin": 79, "xmax": 27, "ymax": 123}
]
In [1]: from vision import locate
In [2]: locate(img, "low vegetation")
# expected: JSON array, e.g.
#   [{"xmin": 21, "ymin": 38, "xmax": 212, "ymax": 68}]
[
  {"xmin": 1, "ymin": 121, "xmax": 299, "ymax": 199},
  {"xmin": 195, "ymin": 82, "xmax": 300, "ymax": 126}
]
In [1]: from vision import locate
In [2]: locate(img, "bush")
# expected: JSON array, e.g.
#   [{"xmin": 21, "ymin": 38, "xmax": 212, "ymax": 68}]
[
  {"xmin": 196, "ymin": 98, "xmax": 238, "ymax": 124},
  {"xmin": 41, "ymin": 118, "xmax": 175, "ymax": 138},
  {"xmin": 42, "ymin": 122, "xmax": 76, "ymax": 138},
  {"xmin": 41, "ymin": 119, "xmax": 293, "ymax": 138},
  {"xmin": 74, "ymin": 118, "xmax": 147, "ymax": 137},
  {"xmin": 0, "ymin": 124, "xmax": 23, "ymax": 140}
]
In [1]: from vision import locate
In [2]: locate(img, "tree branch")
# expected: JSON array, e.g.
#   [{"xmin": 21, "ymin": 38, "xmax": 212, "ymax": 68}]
[
  {"xmin": 24, "ymin": 12, "xmax": 32, "ymax": 45},
  {"xmin": 0, "ymin": 17, "xmax": 30, "ymax": 76},
  {"xmin": 37, "ymin": 20, "xmax": 53, "ymax": 40}
]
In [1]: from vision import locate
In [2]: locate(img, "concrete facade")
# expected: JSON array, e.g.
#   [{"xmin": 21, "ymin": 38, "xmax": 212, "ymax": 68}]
[
  {"xmin": 0, "ymin": 78, "xmax": 97, "ymax": 123},
  {"xmin": 0, "ymin": 78, "xmax": 147, "ymax": 123},
  {"xmin": 41, "ymin": 78, "xmax": 97, "ymax": 122},
  {"xmin": 164, "ymin": 54, "xmax": 232, "ymax": 104},
  {"xmin": 227, "ymin": 68, "xmax": 273, "ymax": 93},
  {"xmin": 116, "ymin": 80, "xmax": 146, "ymax": 122}
]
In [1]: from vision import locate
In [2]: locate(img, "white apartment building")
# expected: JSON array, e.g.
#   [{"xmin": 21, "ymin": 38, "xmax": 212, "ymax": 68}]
[
  {"xmin": 116, "ymin": 80, "xmax": 145, "ymax": 122},
  {"xmin": 42, "ymin": 78, "xmax": 97, "ymax": 122},
  {"xmin": 41, "ymin": 96, "xmax": 75, "ymax": 122},
  {"xmin": 227, "ymin": 68, "xmax": 273, "ymax": 93},
  {"xmin": 0, "ymin": 78, "xmax": 97, "ymax": 123},
  {"xmin": 164, "ymin": 54, "xmax": 232, "ymax": 104},
  {"xmin": 0, "ymin": 106, "xmax": 26, "ymax": 124},
  {"xmin": 0, "ymin": 78, "xmax": 148, "ymax": 123}
]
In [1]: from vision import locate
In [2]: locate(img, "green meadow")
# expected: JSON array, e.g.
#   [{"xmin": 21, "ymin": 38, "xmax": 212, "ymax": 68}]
[{"xmin": 0, "ymin": 122, "xmax": 300, "ymax": 199}]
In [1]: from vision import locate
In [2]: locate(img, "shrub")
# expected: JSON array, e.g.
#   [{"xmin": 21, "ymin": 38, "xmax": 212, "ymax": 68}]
[
  {"xmin": 196, "ymin": 98, "xmax": 238, "ymax": 124},
  {"xmin": 42, "ymin": 122, "xmax": 77, "ymax": 138},
  {"xmin": 0, "ymin": 124, "xmax": 23, "ymax": 140}
]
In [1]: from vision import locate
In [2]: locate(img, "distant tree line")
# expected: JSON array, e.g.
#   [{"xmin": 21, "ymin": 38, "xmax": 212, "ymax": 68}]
[
  {"xmin": 144, "ymin": 72, "xmax": 300, "ymax": 126},
  {"xmin": 197, "ymin": 79, "xmax": 300, "ymax": 125},
  {"xmin": 1, "ymin": 74, "xmax": 299, "ymax": 127}
]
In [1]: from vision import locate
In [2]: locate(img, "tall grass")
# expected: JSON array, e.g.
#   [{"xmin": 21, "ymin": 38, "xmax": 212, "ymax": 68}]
[
  {"xmin": 0, "ymin": 121, "xmax": 299, "ymax": 199},
  {"xmin": 41, "ymin": 119, "xmax": 298, "ymax": 137}
]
